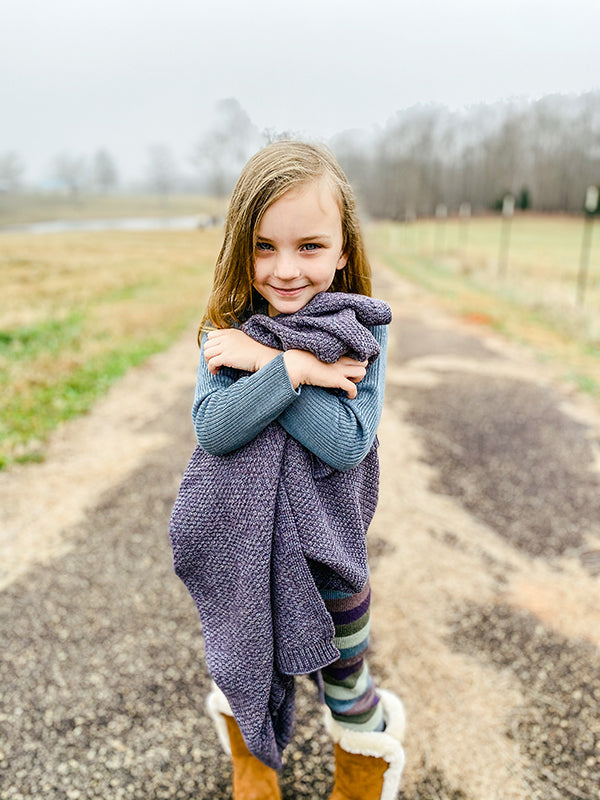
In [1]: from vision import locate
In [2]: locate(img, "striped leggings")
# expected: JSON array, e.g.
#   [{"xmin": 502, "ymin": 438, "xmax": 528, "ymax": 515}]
[{"xmin": 319, "ymin": 581, "xmax": 384, "ymax": 732}]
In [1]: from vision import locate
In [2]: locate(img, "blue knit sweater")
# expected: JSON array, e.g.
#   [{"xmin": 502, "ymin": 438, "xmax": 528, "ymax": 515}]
[
  {"xmin": 169, "ymin": 293, "xmax": 391, "ymax": 769},
  {"xmin": 192, "ymin": 319, "xmax": 389, "ymax": 472}
]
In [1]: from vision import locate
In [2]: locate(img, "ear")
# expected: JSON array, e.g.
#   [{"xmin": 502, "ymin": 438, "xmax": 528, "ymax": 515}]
[{"xmin": 336, "ymin": 251, "xmax": 348, "ymax": 270}]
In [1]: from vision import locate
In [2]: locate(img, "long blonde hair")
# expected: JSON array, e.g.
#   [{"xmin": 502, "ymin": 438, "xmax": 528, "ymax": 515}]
[{"xmin": 200, "ymin": 140, "xmax": 372, "ymax": 335}]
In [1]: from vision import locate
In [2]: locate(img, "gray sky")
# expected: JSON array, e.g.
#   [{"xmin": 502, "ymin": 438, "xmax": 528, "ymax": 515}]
[{"xmin": 2, "ymin": 0, "xmax": 599, "ymax": 184}]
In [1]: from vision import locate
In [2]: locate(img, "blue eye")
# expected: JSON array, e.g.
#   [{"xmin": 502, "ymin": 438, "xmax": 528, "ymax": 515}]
[
  {"xmin": 302, "ymin": 243, "xmax": 321, "ymax": 251},
  {"xmin": 256, "ymin": 241, "xmax": 273, "ymax": 252}
]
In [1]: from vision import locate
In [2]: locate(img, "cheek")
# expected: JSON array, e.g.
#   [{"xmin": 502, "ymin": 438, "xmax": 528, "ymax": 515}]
[
  {"xmin": 315, "ymin": 263, "xmax": 340, "ymax": 288},
  {"xmin": 252, "ymin": 259, "xmax": 263, "ymax": 283}
]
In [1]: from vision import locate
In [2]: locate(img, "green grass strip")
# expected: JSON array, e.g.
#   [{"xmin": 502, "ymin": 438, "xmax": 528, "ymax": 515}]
[
  {"xmin": 0, "ymin": 314, "xmax": 84, "ymax": 360},
  {"xmin": 0, "ymin": 317, "xmax": 195, "ymax": 470}
]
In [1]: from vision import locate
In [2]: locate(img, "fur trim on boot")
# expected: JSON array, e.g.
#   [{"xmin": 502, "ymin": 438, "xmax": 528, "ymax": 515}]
[
  {"xmin": 206, "ymin": 682, "xmax": 234, "ymax": 755},
  {"xmin": 324, "ymin": 689, "xmax": 406, "ymax": 800}
]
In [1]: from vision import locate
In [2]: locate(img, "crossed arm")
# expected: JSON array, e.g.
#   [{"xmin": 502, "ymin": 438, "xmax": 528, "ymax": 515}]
[
  {"xmin": 203, "ymin": 327, "xmax": 368, "ymax": 399},
  {"xmin": 193, "ymin": 325, "xmax": 388, "ymax": 471}
]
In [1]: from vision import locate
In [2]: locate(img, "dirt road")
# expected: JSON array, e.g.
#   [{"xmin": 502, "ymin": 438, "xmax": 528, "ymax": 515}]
[{"xmin": 1, "ymin": 266, "xmax": 599, "ymax": 799}]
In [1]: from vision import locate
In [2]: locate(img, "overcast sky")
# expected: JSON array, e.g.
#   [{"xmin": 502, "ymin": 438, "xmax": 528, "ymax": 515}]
[{"xmin": 2, "ymin": 0, "xmax": 599, "ymax": 183}]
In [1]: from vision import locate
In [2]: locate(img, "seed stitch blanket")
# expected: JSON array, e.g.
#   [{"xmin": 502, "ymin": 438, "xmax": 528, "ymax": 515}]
[{"xmin": 169, "ymin": 292, "xmax": 392, "ymax": 769}]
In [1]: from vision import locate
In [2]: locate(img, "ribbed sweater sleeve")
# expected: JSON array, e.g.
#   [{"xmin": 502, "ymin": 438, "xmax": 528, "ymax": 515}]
[
  {"xmin": 192, "ymin": 335, "xmax": 300, "ymax": 455},
  {"xmin": 277, "ymin": 325, "xmax": 388, "ymax": 471},
  {"xmin": 192, "ymin": 325, "xmax": 388, "ymax": 470}
]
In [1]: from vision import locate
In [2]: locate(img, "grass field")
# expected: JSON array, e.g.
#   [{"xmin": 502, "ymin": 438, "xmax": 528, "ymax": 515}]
[
  {"xmin": 0, "ymin": 211, "xmax": 598, "ymax": 470},
  {"xmin": 0, "ymin": 227, "xmax": 220, "ymax": 468},
  {"xmin": 368, "ymin": 214, "xmax": 600, "ymax": 398}
]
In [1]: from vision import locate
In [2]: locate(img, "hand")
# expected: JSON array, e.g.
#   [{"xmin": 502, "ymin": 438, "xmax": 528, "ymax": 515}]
[
  {"xmin": 203, "ymin": 329, "xmax": 281, "ymax": 375},
  {"xmin": 283, "ymin": 350, "xmax": 368, "ymax": 399}
]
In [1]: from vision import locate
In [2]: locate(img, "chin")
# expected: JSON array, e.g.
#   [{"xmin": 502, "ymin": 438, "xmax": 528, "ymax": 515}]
[
  {"xmin": 268, "ymin": 296, "xmax": 309, "ymax": 315},
  {"xmin": 271, "ymin": 303, "xmax": 303, "ymax": 316}
]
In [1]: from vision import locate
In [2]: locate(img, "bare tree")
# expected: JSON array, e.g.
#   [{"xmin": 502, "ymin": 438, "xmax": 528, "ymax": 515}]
[
  {"xmin": 262, "ymin": 128, "xmax": 299, "ymax": 144},
  {"xmin": 192, "ymin": 98, "xmax": 262, "ymax": 196},
  {"xmin": 52, "ymin": 153, "xmax": 88, "ymax": 202},
  {"xmin": 0, "ymin": 151, "xmax": 25, "ymax": 193},
  {"xmin": 146, "ymin": 144, "xmax": 178, "ymax": 204},
  {"xmin": 93, "ymin": 149, "xmax": 119, "ymax": 193},
  {"xmin": 331, "ymin": 91, "xmax": 600, "ymax": 219}
]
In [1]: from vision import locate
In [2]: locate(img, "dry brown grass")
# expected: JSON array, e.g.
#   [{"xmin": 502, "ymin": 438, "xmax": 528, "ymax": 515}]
[
  {"xmin": 0, "ymin": 228, "xmax": 220, "ymax": 466},
  {"xmin": 1, "ymin": 229, "xmax": 217, "ymax": 326},
  {"xmin": 368, "ymin": 216, "xmax": 600, "ymax": 400}
]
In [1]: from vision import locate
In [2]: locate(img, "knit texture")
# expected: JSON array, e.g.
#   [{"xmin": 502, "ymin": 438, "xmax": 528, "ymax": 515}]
[
  {"xmin": 169, "ymin": 292, "xmax": 391, "ymax": 769},
  {"xmin": 242, "ymin": 293, "xmax": 390, "ymax": 366}
]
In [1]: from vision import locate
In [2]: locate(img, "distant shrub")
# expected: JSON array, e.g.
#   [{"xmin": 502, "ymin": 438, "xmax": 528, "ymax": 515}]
[{"xmin": 517, "ymin": 186, "xmax": 531, "ymax": 210}]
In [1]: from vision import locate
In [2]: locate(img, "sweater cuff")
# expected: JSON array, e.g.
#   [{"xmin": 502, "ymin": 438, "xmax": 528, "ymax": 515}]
[
  {"xmin": 276, "ymin": 638, "xmax": 340, "ymax": 675},
  {"xmin": 270, "ymin": 351, "xmax": 301, "ymax": 399}
]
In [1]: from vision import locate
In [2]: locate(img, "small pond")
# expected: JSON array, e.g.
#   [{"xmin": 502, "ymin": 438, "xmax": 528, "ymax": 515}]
[{"xmin": 0, "ymin": 215, "xmax": 217, "ymax": 235}]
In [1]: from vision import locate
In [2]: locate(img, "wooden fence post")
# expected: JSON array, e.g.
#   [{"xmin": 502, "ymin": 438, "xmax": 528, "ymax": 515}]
[{"xmin": 576, "ymin": 185, "xmax": 598, "ymax": 306}]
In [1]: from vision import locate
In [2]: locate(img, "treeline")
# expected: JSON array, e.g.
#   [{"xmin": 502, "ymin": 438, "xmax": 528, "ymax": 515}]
[
  {"xmin": 331, "ymin": 92, "xmax": 600, "ymax": 218},
  {"xmin": 2, "ymin": 93, "xmax": 599, "ymax": 216},
  {"xmin": 0, "ymin": 149, "xmax": 121, "ymax": 197}
]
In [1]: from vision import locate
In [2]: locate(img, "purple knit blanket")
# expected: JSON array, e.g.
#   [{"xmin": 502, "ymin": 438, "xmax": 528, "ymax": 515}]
[{"xmin": 169, "ymin": 292, "xmax": 391, "ymax": 769}]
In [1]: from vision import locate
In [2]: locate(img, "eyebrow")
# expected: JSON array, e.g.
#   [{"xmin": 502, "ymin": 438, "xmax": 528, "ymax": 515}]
[{"xmin": 256, "ymin": 234, "xmax": 333, "ymax": 243}]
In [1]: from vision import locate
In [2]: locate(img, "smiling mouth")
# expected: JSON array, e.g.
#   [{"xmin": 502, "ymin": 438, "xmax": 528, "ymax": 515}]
[{"xmin": 270, "ymin": 285, "xmax": 307, "ymax": 295}]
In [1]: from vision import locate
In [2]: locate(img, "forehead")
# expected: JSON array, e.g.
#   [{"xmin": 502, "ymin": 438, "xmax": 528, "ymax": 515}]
[{"xmin": 257, "ymin": 178, "xmax": 342, "ymax": 233}]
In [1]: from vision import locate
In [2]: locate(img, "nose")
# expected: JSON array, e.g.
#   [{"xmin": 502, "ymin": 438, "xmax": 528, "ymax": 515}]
[{"xmin": 273, "ymin": 252, "xmax": 301, "ymax": 279}]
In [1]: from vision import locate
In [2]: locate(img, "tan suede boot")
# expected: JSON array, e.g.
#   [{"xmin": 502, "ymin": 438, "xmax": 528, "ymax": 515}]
[
  {"xmin": 325, "ymin": 689, "xmax": 406, "ymax": 800},
  {"xmin": 224, "ymin": 714, "xmax": 281, "ymax": 800},
  {"xmin": 207, "ymin": 684, "xmax": 282, "ymax": 800}
]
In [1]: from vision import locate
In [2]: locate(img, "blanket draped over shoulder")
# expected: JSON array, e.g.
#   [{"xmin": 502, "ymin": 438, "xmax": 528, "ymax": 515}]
[{"xmin": 169, "ymin": 292, "xmax": 392, "ymax": 769}]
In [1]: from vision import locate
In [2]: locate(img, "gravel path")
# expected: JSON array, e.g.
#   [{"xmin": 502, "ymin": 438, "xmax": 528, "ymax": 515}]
[{"xmin": 2, "ymin": 268, "xmax": 599, "ymax": 799}]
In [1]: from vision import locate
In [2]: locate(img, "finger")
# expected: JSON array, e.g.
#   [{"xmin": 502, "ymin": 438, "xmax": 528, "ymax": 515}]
[
  {"xmin": 343, "ymin": 379, "xmax": 358, "ymax": 399},
  {"xmin": 205, "ymin": 354, "xmax": 224, "ymax": 373},
  {"xmin": 206, "ymin": 328, "xmax": 228, "ymax": 341},
  {"xmin": 203, "ymin": 344, "xmax": 221, "ymax": 362},
  {"xmin": 340, "ymin": 356, "xmax": 368, "ymax": 367},
  {"xmin": 206, "ymin": 358, "xmax": 221, "ymax": 375},
  {"xmin": 346, "ymin": 367, "xmax": 366, "ymax": 381}
]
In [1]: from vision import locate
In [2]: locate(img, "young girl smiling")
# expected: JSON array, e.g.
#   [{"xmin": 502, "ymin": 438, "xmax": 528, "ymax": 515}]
[{"xmin": 170, "ymin": 141, "xmax": 405, "ymax": 800}]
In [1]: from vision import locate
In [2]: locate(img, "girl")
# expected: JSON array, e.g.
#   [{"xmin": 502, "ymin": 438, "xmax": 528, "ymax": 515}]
[{"xmin": 169, "ymin": 141, "xmax": 405, "ymax": 800}]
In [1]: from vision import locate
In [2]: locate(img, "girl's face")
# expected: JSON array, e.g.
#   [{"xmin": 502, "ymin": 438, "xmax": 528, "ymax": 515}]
[{"xmin": 252, "ymin": 178, "xmax": 347, "ymax": 316}]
